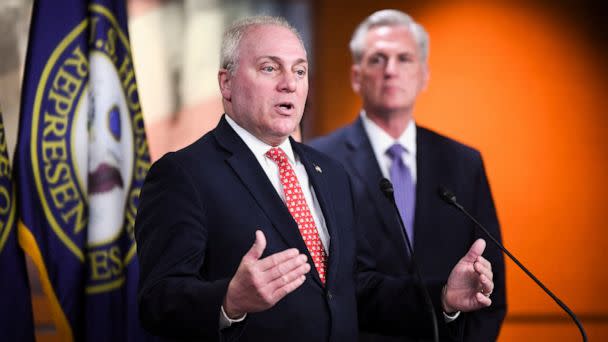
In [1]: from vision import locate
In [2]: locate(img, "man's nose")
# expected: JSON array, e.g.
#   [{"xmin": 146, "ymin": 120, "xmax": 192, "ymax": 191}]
[
  {"xmin": 277, "ymin": 71, "xmax": 297, "ymax": 92},
  {"xmin": 384, "ymin": 58, "xmax": 398, "ymax": 77}
]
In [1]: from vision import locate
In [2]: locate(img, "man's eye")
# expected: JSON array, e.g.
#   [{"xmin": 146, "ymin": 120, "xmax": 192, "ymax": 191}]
[
  {"xmin": 262, "ymin": 66, "xmax": 276, "ymax": 72},
  {"xmin": 369, "ymin": 55, "xmax": 385, "ymax": 65},
  {"xmin": 399, "ymin": 55, "xmax": 413, "ymax": 62},
  {"xmin": 296, "ymin": 69, "xmax": 306, "ymax": 77}
]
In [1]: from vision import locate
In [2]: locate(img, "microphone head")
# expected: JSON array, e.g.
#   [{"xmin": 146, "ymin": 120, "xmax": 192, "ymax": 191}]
[
  {"xmin": 437, "ymin": 186, "xmax": 457, "ymax": 204},
  {"xmin": 379, "ymin": 178, "xmax": 394, "ymax": 199}
]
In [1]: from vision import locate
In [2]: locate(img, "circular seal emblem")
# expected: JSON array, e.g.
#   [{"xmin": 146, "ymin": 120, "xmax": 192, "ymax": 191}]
[{"xmin": 31, "ymin": 4, "xmax": 149, "ymax": 293}]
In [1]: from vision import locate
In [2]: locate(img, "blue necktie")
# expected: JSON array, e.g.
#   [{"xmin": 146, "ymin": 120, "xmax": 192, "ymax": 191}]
[{"xmin": 386, "ymin": 143, "xmax": 415, "ymax": 250}]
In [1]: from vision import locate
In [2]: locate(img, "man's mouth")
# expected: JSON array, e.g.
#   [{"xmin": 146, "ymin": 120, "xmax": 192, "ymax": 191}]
[
  {"xmin": 88, "ymin": 163, "xmax": 124, "ymax": 195},
  {"xmin": 382, "ymin": 85, "xmax": 403, "ymax": 92},
  {"xmin": 276, "ymin": 102, "xmax": 295, "ymax": 114}
]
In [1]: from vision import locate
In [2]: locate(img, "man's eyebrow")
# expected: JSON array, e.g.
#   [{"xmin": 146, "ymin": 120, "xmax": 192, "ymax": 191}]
[
  {"xmin": 292, "ymin": 57, "xmax": 308, "ymax": 66},
  {"xmin": 368, "ymin": 51, "xmax": 388, "ymax": 59},
  {"xmin": 368, "ymin": 50, "xmax": 415, "ymax": 58},
  {"xmin": 257, "ymin": 56, "xmax": 308, "ymax": 66}
]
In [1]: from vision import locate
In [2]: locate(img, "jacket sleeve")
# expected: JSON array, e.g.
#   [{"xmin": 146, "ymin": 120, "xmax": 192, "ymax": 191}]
[{"xmin": 135, "ymin": 154, "xmax": 235, "ymax": 341}]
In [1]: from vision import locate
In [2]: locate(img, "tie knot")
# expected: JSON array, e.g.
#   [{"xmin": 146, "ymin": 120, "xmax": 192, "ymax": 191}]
[
  {"xmin": 265, "ymin": 147, "xmax": 288, "ymax": 164},
  {"xmin": 386, "ymin": 143, "xmax": 406, "ymax": 161}
]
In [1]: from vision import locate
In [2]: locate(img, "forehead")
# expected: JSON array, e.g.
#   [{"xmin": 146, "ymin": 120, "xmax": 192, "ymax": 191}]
[
  {"xmin": 363, "ymin": 25, "xmax": 418, "ymax": 54},
  {"xmin": 239, "ymin": 24, "xmax": 307, "ymax": 62}
]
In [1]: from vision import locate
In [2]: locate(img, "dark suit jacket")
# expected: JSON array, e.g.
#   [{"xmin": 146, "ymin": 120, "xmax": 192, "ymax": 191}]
[
  {"xmin": 135, "ymin": 116, "xmax": 463, "ymax": 342},
  {"xmin": 309, "ymin": 117, "xmax": 507, "ymax": 341}
]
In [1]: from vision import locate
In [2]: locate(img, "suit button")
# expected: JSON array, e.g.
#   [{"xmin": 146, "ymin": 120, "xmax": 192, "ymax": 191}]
[{"xmin": 327, "ymin": 291, "xmax": 333, "ymax": 300}]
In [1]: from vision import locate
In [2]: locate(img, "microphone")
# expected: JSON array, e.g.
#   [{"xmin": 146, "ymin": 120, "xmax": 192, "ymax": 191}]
[
  {"xmin": 438, "ymin": 186, "xmax": 588, "ymax": 342},
  {"xmin": 379, "ymin": 178, "xmax": 439, "ymax": 342}
]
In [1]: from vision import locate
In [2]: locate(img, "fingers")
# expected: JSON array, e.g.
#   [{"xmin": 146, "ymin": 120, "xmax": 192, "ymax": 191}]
[
  {"xmin": 474, "ymin": 255, "xmax": 494, "ymax": 298},
  {"xmin": 264, "ymin": 254, "xmax": 310, "ymax": 281},
  {"xmin": 478, "ymin": 273, "xmax": 494, "ymax": 297},
  {"xmin": 243, "ymin": 230, "xmax": 267, "ymax": 262},
  {"xmin": 249, "ymin": 252, "xmax": 310, "ymax": 307},
  {"xmin": 244, "ymin": 237, "xmax": 311, "ymax": 294},
  {"xmin": 462, "ymin": 238, "xmax": 486, "ymax": 263},
  {"xmin": 267, "ymin": 262, "xmax": 311, "ymax": 300},
  {"xmin": 474, "ymin": 256, "xmax": 493, "ymax": 281},
  {"xmin": 272, "ymin": 274, "xmax": 307, "ymax": 302},
  {"xmin": 228, "ymin": 233, "xmax": 312, "ymax": 316},
  {"xmin": 258, "ymin": 247, "xmax": 302, "ymax": 271},
  {"xmin": 267, "ymin": 261, "xmax": 311, "ymax": 288},
  {"xmin": 475, "ymin": 291, "xmax": 492, "ymax": 307},
  {"xmin": 475, "ymin": 256, "xmax": 492, "ymax": 272}
]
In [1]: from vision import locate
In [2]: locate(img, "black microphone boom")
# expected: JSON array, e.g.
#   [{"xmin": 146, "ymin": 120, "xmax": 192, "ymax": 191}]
[
  {"xmin": 379, "ymin": 178, "xmax": 439, "ymax": 342},
  {"xmin": 437, "ymin": 186, "xmax": 588, "ymax": 342}
]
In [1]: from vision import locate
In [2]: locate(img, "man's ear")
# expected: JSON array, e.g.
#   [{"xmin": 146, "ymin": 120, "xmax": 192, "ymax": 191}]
[
  {"xmin": 218, "ymin": 68, "xmax": 232, "ymax": 101},
  {"xmin": 351, "ymin": 64, "xmax": 361, "ymax": 94}
]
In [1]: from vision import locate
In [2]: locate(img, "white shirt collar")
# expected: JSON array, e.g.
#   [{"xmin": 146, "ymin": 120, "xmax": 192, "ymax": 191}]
[
  {"xmin": 225, "ymin": 114, "xmax": 296, "ymax": 165},
  {"xmin": 224, "ymin": 114, "xmax": 331, "ymax": 252},
  {"xmin": 360, "ymin": 110, "xmax": 417, "ymax": 159}
]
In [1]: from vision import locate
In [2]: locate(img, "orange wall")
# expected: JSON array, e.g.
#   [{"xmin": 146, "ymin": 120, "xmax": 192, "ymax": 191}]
[{"xmin": 312, "ymin": 1, "xmax": 608, "ymax": 340}]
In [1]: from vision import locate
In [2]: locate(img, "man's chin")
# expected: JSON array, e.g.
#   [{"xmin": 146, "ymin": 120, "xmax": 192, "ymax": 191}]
[
  {"xmin": 368, "ymin": 105, "xmax": 410, "ymax": 117},
  {"xmin": 272, "ymin": 123, "xmax": 300, "ymax": 138}
]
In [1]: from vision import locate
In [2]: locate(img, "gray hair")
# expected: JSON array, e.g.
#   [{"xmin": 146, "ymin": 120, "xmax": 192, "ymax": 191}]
[
  {"xmin": 220, "ymin": 16, "xmax": 304, "ymax": 74},
  {"xmin": 349, "ymin": 9, "xmax": 429, "ymax": 64}
]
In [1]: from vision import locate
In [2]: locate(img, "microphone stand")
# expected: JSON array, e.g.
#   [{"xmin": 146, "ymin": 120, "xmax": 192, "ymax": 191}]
[
  {"xmin": 438, "ymin": 187, "xmax": 587, "ymax": 342},
  {"xmin": 380, "ymin": 179, "xmax": 439, "ymax": 342}
]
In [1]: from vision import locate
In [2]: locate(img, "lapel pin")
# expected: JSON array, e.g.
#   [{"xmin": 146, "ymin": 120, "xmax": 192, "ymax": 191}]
[{"xmin": 314, "ymin": 164, "xmax": 322, "ymax": 173}]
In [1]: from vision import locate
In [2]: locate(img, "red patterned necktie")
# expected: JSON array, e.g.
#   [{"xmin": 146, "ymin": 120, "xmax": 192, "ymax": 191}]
[{"xmin": 265, "ymin": 147, "xmax": 327, "ymax": 284}]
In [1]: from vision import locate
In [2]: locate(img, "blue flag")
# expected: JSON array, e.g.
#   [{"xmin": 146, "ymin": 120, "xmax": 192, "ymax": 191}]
[
  {"xmin": 15, "ymin": 1, "xmax": 152, "ymax": 340},
  {"xmin": 0, "ymin": 109, "xmax": 35, "ymax": 341}
]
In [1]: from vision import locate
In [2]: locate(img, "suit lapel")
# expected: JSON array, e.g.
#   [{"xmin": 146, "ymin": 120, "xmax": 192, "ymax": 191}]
[
  {"xmin": 344, "ymin": 118, "xmax": 410, "ymax": 263},
  {"xmin": 213, "ymin": 117, "xmax": 311, "ymax": 261},
  {"xmin": 292, "ymin": 140, "xmax": 338, "ymax": 288}
]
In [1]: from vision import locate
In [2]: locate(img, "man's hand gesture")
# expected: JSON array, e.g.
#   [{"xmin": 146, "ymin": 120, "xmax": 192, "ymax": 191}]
[
  {"xmin": 442, "ymin": 239, "xmax": 494, "ymax": 313},
  {"xmin": 223, "ymin": 231, "xmax": 311, "ymax": 318}
]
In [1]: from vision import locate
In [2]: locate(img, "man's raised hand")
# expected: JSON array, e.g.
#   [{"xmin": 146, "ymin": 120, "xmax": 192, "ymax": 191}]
[{"xmin": 223, "ymin": 230, "xmax": 311, "ymax": 318}]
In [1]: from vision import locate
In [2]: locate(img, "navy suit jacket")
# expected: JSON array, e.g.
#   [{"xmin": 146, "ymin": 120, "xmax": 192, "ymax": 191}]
[
  {"xmin": 135, "ymin": 116, "xmax": 463, "ymax": 341},
  {"xmin": 309, "ymin": 117, "xmax": 507, "ymax": 341}
]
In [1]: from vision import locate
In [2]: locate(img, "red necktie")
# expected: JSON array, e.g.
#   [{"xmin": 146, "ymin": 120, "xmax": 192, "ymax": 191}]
[{"xmin": 265, "ymin": 147, "xmax": 327, "ymax": 284}]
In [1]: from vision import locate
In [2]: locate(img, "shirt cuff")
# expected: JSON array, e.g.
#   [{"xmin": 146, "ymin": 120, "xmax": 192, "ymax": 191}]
[
  {"xmin": 443, "ymin": 310, "xmax": 461, "ymax": 323},
  {"xmin": 219, "ymin": 305, "xmax": 247, "ymax": 329}
]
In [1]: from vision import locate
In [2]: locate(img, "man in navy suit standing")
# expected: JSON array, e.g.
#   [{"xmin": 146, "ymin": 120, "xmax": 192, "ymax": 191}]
[
  {"xmin": 135, "ymin": 15, "xmax": 496, "ymax": 342},
  {"xmin": 310, "ymin": 9, "xmax": 507, "ymax": 341}
]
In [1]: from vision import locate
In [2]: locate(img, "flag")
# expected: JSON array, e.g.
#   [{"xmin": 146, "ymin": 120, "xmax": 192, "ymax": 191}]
[
  {"xmin": 0, "ymin": 108, "xmax": 35, "ymax": 341},
  {"xmin": 15, "ymin": 1, "xmax": 152, "ymax": 340}
]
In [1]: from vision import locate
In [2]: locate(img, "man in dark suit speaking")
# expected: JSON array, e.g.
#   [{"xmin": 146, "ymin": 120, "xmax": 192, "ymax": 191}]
[
  {"xmin": 135, "ymin": 15, "xmax": 495, "ymax": 341},
  {"xmin": 309, "ymin": 9, "xmax": 507, "ymax": 341}
]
